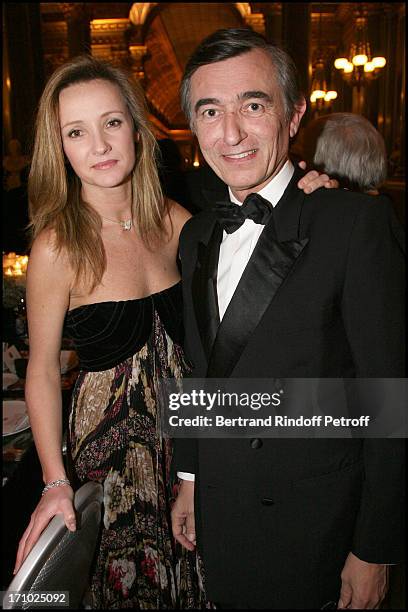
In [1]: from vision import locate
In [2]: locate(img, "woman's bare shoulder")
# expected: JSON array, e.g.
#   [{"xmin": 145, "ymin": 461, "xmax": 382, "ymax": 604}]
[
  {"xmin": 30, "ymin": 227, "xmax": 57, "ymax": 253},
  {"xmin": 166, "ymin": 198, "xmax": 192, "ymax": 233},
  {"xmin": 29, "ymin": 228, "xmax": 73, "ymax": 283}
]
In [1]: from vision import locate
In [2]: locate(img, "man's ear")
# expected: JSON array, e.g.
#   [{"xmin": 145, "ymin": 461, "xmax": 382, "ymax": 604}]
[{"xmin": 289, "ymin": 98, "xmax": 307, "ymax": 138}]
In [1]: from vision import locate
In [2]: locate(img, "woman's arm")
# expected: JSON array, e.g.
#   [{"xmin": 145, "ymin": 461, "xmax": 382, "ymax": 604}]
[{"xmin": 14, "ymin": 230, "xmax": 76, "ymax": 573}]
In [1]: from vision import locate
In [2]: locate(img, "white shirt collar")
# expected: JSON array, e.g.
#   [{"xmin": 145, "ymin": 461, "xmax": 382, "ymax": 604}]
[{"xmin": 228, "ymin": 159, "xmax": 294, "ymax": 208}]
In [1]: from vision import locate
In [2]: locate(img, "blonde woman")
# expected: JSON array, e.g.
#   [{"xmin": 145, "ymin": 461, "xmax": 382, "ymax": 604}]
[
  {"xmin": 13, "ymin": 55, "xmax": 202, "ymax": 609},
  {"xmin": 12, "ymin": 55, "xmax": 329, "ymax": 608}
]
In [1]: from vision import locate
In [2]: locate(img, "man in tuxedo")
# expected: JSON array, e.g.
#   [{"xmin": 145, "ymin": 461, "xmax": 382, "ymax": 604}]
[{"xmin": 171, "ymin": 29, "xmax": 405, "ymax": 609}]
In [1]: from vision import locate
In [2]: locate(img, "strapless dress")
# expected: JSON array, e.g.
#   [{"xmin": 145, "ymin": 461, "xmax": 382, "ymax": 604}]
[{"xmin": 64, "ymin": 282, "xmax": 208, "ymax": 609}]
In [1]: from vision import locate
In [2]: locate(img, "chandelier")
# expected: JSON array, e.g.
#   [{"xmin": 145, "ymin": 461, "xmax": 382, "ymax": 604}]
[
  {"xmin": 334, "ymin": 4, "xmax": 386, "ymax": 87},
  {"xmin": 310, "ymin": 10, "xmax": 338, "ymax": 104}
]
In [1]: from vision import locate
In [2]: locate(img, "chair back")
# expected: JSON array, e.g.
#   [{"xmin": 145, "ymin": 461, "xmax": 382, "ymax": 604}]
[{"xmin": 2, "ymin": 481, "xmax": 103, "ymax": 609}]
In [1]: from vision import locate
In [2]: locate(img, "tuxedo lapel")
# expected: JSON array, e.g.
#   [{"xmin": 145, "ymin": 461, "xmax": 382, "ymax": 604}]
[
  {"xmin": 207, "ymin": 168, "xmax": 309, "ymax": 378},
  {"xmin": 192, "ymin": 220, "xmax": 224, "ymax": 361},
  {"xmin": 273, "ymin": 166, "xmax": 307, "ymax": 242},
  {"xmin": 202, "ymin": 186, "xmax": 227, "ymax": 210},
  {"xmin": 191, "ymin": 181, "xmax": 228, "ymax": 360}
]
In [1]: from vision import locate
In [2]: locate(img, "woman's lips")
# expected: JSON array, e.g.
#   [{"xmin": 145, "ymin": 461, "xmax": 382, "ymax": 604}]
[{"xmin": 92, "ymin": 160, "xmax": 118, "ymax": 170}]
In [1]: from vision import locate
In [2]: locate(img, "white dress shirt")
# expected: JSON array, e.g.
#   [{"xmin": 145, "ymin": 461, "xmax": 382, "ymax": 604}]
[
  {"xmin": 217, "ymin": 160, "xmax": 294, "ymax": 320},
  {"xmin": 178, "ymin": 160, "xmax": 295, "ymax": 482}
]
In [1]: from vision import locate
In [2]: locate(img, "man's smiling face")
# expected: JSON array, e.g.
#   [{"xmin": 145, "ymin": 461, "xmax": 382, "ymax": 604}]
[{"xmin": 190, "ymin": 48, "xmax": 305, "ymax": 202}]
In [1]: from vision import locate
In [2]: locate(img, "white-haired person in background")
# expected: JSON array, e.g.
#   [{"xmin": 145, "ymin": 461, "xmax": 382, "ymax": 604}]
[
  {"xmin": 295, "ymin": 112, "xmax": 387, "ymax": 194},
  {"xmin": 313, "ymin": 113, "xmax": 387, "ymax": 194}
]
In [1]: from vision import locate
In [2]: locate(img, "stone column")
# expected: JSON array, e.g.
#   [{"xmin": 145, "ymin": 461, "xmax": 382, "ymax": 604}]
[
  {"xmin": 255, "ymin": 3, "xmax": 282, "ymax": 45},
  {"xmin": 281, "ymin": 3, "xmax": 310, "ymax": 101},
  {"xmin": 3, "ymin": 3, "xmax": 45, "ymax": 151},
  {"xmin": 129, "ymin": 43, "xmax": 148, "ymax": 81},
  {"xmin": 61, "ymin": 3, "xmax": 92, "ymax": 57}
]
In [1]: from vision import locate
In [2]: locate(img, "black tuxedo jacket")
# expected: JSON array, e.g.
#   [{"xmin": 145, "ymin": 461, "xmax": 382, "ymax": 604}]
[{"xmin": 176, "ymin": 167, "xmax": 405, "ymax": 608}]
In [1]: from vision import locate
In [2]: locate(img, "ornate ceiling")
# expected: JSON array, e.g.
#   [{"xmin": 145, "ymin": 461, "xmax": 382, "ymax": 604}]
[
  {"xmin": 39, "ymin": 2, "xmax": 401, "ymax": 136},
  {"xmin": 144, "ymin": 4, "xmax": 242, "ymax": 127},
  {"xmin": 40, "ymin": 2, "xmax": 250, "ymax": 133}
]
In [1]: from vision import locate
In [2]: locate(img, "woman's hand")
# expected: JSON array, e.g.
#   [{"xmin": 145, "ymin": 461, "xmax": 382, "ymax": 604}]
[
  {"xmin": 13, "ymin": 484, "xmax": 76, "ymax": 574},
  {"xmin": 297, "ymin": 160, "xmax": 339, "ymax": 193}
]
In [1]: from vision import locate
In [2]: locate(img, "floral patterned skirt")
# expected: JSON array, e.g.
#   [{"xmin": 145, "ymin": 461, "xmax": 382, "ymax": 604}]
[{"xmin": 69, "ymin": 314, "xmax": 210, "ymax": 609}]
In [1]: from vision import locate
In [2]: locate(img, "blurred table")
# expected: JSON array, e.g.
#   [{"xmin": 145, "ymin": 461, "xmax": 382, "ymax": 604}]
[
  {"xmin": 2, "ymin": 369, "xmax": 78, "ymax": 486},
  {"xmin": 1, "ymin": 367, "xmax": 78, "ymax": 588}
]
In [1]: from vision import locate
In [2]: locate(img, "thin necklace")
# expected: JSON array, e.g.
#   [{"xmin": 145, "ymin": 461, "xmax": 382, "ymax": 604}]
[{"xmin": 99, "ymin": 214, "xmax": 132, "ymax": 231}]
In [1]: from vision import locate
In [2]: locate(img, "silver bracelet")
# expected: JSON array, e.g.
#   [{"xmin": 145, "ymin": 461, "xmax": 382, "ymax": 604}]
[{"xmin": 42, "ymin": 478, "xmax": 71, "ymax": 496}]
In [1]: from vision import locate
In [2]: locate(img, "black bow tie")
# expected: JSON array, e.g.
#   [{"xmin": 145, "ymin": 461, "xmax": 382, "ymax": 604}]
[{"xmin": 214, "ymin": 193, "xmax": 273, "ymax": 234}]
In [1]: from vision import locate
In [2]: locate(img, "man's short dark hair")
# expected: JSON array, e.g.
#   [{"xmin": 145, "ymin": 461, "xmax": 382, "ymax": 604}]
[{"xmin": 180, "ymin": 27, "xmax": 304, "ymax": 129}]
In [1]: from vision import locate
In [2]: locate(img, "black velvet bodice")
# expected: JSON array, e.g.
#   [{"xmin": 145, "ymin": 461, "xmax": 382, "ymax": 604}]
[{"xmin": 64, "ymin": 281, "xmax": 183, "ymax": 371}]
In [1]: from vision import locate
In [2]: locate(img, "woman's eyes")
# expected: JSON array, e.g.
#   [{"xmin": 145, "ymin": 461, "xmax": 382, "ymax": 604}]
[
  {"xmin": 67, "ymin": 129, "xmax": 82, "ymax": 138},
  {"xmin": 67, "ymin": 118, "xmax": 123, "ymax": 138},
  {"xmin": 106, "ymin": 118, "xmax": 122, "ymax": 128}
]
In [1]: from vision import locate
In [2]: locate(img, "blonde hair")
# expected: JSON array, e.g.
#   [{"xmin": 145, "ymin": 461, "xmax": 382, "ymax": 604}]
[{"xmin": 28, "ymin": 55, "xmax": 167, "ymax": 291}]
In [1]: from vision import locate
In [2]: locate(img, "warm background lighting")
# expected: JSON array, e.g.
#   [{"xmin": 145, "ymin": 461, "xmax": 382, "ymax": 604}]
[
  {"xmin": 309, "ymin": 10, "xmax": 337, "ymax": 107},
  {"xmin": 352, "ymin": 54, "xmax": 368, "ymax": 66},
  {"xmin": 3, "ymin": 253, "xmax": 29, "ymax": 278},
  {"xmin": 334, "ymin": 4, "xmax": 386, "ymax": 86},
  {"xmin": 324, "ymin": 91, "xmax": 338, "ymax": 102},
  {"xmin": 334, "ymin": 58, "xmax": 348, "ymax": 70},
  {"xmin": 372, "ymin": 57, "xmax": 386, "ymax": 68}
]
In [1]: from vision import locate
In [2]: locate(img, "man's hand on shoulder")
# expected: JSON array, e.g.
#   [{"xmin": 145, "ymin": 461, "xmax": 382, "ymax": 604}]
[
  {"xmin": 338, "ymin": 552, "xmax": 389, "ymax": 609},
  {"xmin": 297, "ymin": 160, "xmax": 339, "ymax": 193}
]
